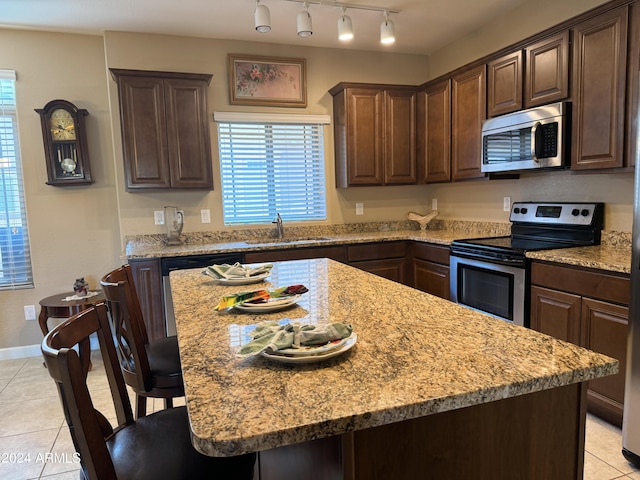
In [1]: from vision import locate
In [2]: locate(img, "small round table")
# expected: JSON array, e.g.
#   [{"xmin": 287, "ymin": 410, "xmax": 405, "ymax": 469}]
[{"xmin": 38, "ymin": 291, "xmax": 106, "ymax": 336}]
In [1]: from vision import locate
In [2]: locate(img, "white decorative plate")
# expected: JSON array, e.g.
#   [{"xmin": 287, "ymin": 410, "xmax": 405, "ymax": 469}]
[
  {"xmin": 261, "ymin": 333, "xmax": 357, "ymax": 364},
  {"xmin": 234, "ymin": 295, "xmax": 301, "ymax": 312},
  {"xmin": 203, "ymin": 270, "xmax": 270, "ymax": 285}
]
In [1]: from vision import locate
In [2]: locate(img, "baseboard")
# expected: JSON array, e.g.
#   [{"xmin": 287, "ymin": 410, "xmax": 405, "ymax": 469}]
[
  {"xmin": 0, "ymin": 336, "xmax": 99, "ymax": 361},
  {"xmin": 0, "ymin": 344, "xmax": 41, "ymax": 360}
]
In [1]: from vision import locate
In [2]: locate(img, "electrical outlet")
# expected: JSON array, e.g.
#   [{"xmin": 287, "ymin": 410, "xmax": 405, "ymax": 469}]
[
  {"xmin": 503, "ymin": 196, "xmax": 511, "ymax": 212},
  {"xmin": 355, "ymin": 202, "xmax": 364, "ymax": 215},
  {"xmin": 201, "ymin": 209, "xmax": 211, "ymax": 223},
  {"xmin": 432, "ymin": 198, "xmax": 438, "ymax": 210},
  {"xmin": 24, "ymin": 305, "xmax": 36, "ymax": 321},
  {"xmin": 154, "ymin": 210, "xmax": 165, "ymax": 225}
]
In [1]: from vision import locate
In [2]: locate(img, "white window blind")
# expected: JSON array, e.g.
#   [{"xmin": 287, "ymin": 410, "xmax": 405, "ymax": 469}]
[
  {"xmin": 0, "ymin": 70, "xmax": 33, "ymax": 290},
  {"xmin": 216, "ymin": 113, "xmax": 328, "ymax": 225}
]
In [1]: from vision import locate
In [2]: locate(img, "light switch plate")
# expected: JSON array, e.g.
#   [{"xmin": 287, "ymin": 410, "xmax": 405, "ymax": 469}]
[
  {"xmin": 154, "ymin": 211, "xmax": 165, "ymax": 225},
  {"xmin": 201, "ymin": 209, "xmax": 211, "ymax": 223},
  {"xmin": 24, "ymin": 305, "xmax": 36, "ymax": 321},
  {"xmin": 503, "ymin": 197, "xmax": 511, "ymax": 212},
  {"xmin": 356, "ymin": 202, "xmax": 364, "ymax": 215}
]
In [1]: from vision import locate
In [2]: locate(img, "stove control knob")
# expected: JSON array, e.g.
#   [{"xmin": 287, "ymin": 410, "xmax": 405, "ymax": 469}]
[
  {"xmin": 572, "ymin": 209, "xmax": 580, "ymax": 216},
  {"xmin": 514, "ymin": 207, "xmax": 520, "ymax": 214},
  {"xmin": 521, "ymin": 207, "xmax": 528, "ymax": 214},
  {"xmin": 581, "ymin": 209, "xmax": 590, "ymax": 217}
]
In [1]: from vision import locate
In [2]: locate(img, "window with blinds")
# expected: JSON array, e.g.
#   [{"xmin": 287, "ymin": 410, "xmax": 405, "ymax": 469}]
[
  {"xmin": 0, "ymin": 70, "xmax": 33, "ymax": 290},
  {"xmin": 216, "ymin": 113, "xmax": 328, "ymax": 225}
]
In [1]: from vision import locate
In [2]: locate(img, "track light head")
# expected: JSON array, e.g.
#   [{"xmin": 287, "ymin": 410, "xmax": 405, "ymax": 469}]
[
  {"xmin": 254, "ymin": 1, "xmax": 271, "ymax": 33},
  {"xmin": 338, "ymin": 7, "xmax": 353, "ymax": 41},
  {"xmin": 380, "ymin": 10, "xmax": 395, "ymax": 44},
  {"xmin": 297, "ymin": 2, "xmax": 313, "ymax": 38}
]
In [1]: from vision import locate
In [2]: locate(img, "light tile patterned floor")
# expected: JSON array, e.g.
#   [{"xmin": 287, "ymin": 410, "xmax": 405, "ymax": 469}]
[{"xmin": 0, "ymin": 353, "xmax": 638, "ymax": 479}]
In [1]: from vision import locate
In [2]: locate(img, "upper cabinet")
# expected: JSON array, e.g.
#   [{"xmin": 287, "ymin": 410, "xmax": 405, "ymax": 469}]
[
  {"xmin": 330, "ymin": 83, "xmax": 417, "ymax": 187},
  {"xmin": 525, "ymin": 31, "xmax": 570, "ymax": 108},
  {"xmin": 487, "ymin": 51, "xmax": 523, "ymax": 117},
  {"xmin": 487, "ymin": 31, "xmax": 569, "ymax": 117},
  {"xmin": 110, "ymin": 69, "xmax": 214, "ymax": 191},
  {"xmin": 417, "ymin": 79, "xmax": 451, "ymax": 183},
  {"xmin": 571, "ymin": 6, "xmax": 629, "ymax": 170},
  {"xmin": 451, "ymin": 65, "xmax": 487, "ymax": 181}
]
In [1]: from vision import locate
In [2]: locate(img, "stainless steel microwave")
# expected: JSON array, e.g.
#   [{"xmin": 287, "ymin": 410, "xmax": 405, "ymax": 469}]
[{"xmin": 481, "ymin": 102, "xmax": 570, "ymax": 174}]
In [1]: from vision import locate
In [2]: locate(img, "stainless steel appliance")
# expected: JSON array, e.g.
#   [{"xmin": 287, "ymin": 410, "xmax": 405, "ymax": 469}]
[
  {"xmin": 623, "ymin": 162, "xmax": 640, "ymax": 466},
  {"xmin": 481, "ymin": 102, "xmax": 571, "ymax": 174},
  {"xmin": 450, "ymin": 202, "xmax": 604, "ymax": 327},
  {"xmin": 161, "ymin": 253, "xmax": 241, "ymax": 336}
]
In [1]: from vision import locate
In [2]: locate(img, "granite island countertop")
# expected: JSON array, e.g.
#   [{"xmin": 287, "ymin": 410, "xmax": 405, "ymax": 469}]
[{"xmin": 169, "ymin": 258, "xmax": 618, "ymax": 457}]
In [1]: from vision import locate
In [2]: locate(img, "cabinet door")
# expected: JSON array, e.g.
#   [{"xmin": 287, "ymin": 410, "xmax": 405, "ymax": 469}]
[
  {"xmin": 412, "ymin": 259, "xmax": 449, "ymax": 300},
  {"xmin": 525, "ymin": 31, "xmax": 570, "ymax": 108},
  {"xmin": 346, "ymin": 88, "xmax": 384, "ymax": 185},
  {"xmin": 581, "ymin": 298, "xmax": 628, "ymax": 427},
  {"xmin": 487, "ymin": 51, "xmax": 523, "ymax": 117},
  {"xmin": 117, "ymin": 76, "xmax": 171, "ymax": 189},
  {"xmin": 164, "ymin": 78, "xmax": 213, "ymax": 189},
  {"xmin": 451, "ymin": 65, "xmax": 486, "ymax": 181},
  {"xmin": 384, "ymin": 89, "xmax": 417, "ymax": 184},
  {"xmin": 129, "ymin": 258, "xmax": 165, "ymax": 341},
  {"xmin": 572, "ymin": 6, "xmax": 628, "ymax": 170},
  {"xmin": 418, "ymin": 80, "xmax": 451, "ymax": 183},
  {"xmin": 530, "ymin": 286, "xmax": 581, "ymax": 345},
  {"xmin": 350, "ymin": 258, "xmax": 406, "ymax": 284}
]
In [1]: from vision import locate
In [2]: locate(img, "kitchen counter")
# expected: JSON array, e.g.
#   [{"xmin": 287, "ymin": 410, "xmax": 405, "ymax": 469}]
[{"xmin": 169, "ymin": 258, "xmax": 617, "ymax": 478}]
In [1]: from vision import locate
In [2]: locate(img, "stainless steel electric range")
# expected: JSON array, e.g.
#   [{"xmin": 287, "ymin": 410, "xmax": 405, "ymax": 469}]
[{"xmin": 449, "ymin": 202, "xmax": 604, "ymax": 327}]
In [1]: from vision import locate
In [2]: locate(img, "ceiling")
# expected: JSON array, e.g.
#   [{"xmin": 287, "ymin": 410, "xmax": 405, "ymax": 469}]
[{"xmin": 0, "ymin": 0, "xmax": 532, "ymax": 55}]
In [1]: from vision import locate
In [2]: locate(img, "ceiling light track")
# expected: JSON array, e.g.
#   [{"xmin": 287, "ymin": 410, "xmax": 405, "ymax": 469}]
[{"xmin": 282, "ymin": 0, "xmax": 399, "ymax": 15}]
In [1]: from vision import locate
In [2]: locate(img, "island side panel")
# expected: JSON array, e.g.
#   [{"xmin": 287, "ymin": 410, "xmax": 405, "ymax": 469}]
[{"xmin": 347, "ymin": 382, "xmax": 586, "ymax": 480}]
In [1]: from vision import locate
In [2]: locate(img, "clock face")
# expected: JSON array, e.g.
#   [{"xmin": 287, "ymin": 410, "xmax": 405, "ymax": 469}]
[{"xmin": 50, "ymin": 108, "xmax": 76, "ymax": 141}]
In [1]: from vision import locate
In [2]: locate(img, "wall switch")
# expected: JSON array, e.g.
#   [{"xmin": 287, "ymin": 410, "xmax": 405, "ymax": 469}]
[
  {"xmin": 432, "ymin": 198, "xmax": 438, "ymax": 210},
  {"xmin": 201, "ymin": 209, "xmax": 211, "ymax": 224},
  {"xmin": 154, "ymin": 210, "xmax": 165, "ymax": 225},
  {"xmin": 503, "ymin": 197, "xmax": 511, "ymax": 212},
  {"xmin": 355, "ymin": 202, "xmax": 364, "ymax": 215},
  {"xmin": 24, "ymin": 305, "xmax": 36, "ymax": 321}
]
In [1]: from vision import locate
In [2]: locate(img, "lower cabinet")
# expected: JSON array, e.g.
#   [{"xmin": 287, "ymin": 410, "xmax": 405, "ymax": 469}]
[
  {"xmin": 530, "ymin": 261, "xmax": 629, "ymax": 427},
  {"xmin": 409, "ymin": 242, "xmax": 450, "ymax": 299},
  {"xmin": 347, "ymin": 242, "xmax": 407, "ymax": 283},
  {"xmin": 244, "ymin": 246, "xmax": 347, "ymax": 264}
]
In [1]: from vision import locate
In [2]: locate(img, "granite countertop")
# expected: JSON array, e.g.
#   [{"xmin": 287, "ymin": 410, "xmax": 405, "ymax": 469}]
[
  {"xmin": 125, "ymin": 220, "xmax": 631, "ymax": 274},
  {"xmin": 169, "ymin": 258, "xmax": 618, "ymax": 457}
]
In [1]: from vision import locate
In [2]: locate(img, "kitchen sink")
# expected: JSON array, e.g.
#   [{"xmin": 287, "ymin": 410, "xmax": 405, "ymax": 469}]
[{"xmin": 242, "ymin": 236, "xmax": 332, "ymax": 245}]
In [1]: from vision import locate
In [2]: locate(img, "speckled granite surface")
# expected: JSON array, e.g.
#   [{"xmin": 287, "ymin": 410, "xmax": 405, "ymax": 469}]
[{"xmin": 169, "ymin": 258, "xmax": 618, "ymax": 457}]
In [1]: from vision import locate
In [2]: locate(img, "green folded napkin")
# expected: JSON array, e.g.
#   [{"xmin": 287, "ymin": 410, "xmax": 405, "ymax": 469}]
[
  {"xmin": 205, "ymin": 262, "xmax": 273, "ymax": 279},
  {"xmin": 237, "ymin": 321, "xmax": 353, "ymax": 357}
]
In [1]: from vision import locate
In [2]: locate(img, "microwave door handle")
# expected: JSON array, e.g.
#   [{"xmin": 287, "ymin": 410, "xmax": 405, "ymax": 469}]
[{"xmin": 531, "ymin": 122, "xmax": 541, "ymax": 163}]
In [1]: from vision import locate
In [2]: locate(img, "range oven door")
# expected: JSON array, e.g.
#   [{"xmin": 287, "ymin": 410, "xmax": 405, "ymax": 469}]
[{"xmin": 450, "ymin": 254, "xmax": 526, "ymax": 327}]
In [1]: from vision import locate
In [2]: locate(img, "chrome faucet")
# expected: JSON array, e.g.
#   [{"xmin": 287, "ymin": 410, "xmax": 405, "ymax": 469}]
[{"xmin": 272, "ymin": 213, "xmax": 284, "ymax": 240}]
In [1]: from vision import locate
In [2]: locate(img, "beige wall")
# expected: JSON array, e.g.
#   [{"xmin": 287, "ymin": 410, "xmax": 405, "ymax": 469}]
[
  {"xmin": 0, "ymin": 30, "xmax": 120, "ymax": 351},
  {"xmin": 0, "ymin": 0, "xmax": 635, "ymax": 352}
]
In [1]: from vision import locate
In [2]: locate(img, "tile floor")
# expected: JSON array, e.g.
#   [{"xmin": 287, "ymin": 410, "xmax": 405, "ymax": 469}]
[{"xmin": 0, "ymin": 353, "xmax": 639, "ymax": 480}]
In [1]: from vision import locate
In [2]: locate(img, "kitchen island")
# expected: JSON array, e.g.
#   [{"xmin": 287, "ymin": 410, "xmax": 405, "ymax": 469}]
[{"xmin": 169, "ymin": 258, "xmax": 618, "ymax": 479}]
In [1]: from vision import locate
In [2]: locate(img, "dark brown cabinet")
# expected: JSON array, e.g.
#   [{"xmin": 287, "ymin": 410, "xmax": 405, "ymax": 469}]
[
  {"xmin": 571, "ymin": 6, "xmax": 628, "ymax": 170},
  {"xmin": 525, "ymin": 31, "xmax": 570, "ymax": 108},
  {"xmin": 330, "ymin": 83, "xmax": 417, "ymax": 187},
  {"xmin": 487, "ymin": 51, "xmax": 523, "ymax": 117},
  {"xmin": 417, "ymin": 79, "xmax": 451, "ymax": 184},
  {"xmin": 530, "ymin": 261, "xmax": 629, "ymax": 427},
  {"xmin": 244, "ymin": 246, "xmax": 348, "ymax": 264},
  {"xmin": 409, "ymin": 242, "xmax": 450, "ymax": 299},
  {"xmin": 111, "ymin": 69, "xmax": 214, "ymax": 190},
  {"xmin": 451, "ymin": 65, "xmax": 486, "ymax": 181},
  {"xmin": 129, "ymin": 258, "xmax": 165, "ymax": 342},
  {"xmin": 347, "ymin": 242, "xmax": 407, "ymax": 283}
]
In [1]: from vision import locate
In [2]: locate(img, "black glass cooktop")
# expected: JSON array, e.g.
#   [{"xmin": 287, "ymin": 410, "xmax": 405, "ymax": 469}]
[{"xmin": 453, "ymin": 235, "xmax": 576, "ymax": 253}]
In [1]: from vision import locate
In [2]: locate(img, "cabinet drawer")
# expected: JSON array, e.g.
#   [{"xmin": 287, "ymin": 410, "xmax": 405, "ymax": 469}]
[
  {"xmin": 530, "ymin": 261, "xmax": 629, "ymax": 305},
  {"xmin": 244, "ymin": 246, "xmax": 347, "ymax": 264},
  {"xmin": 347, "ymin": 242, "xmax": 406, "ymax": 262},
  {"xmin": 409, "ymin": 242, "xmax": 450, "ymax": 265}
]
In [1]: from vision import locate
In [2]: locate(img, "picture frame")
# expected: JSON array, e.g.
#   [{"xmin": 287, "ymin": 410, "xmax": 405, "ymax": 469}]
[{"xmin": 228, "ymin": 54, "xmax": 307, "ymax": 107}]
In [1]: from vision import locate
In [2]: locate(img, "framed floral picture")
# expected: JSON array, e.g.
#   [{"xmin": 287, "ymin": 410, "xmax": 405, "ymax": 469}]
[{"xmin": 228, "ymin": 55, "xmax": 307, "ymax": 107}]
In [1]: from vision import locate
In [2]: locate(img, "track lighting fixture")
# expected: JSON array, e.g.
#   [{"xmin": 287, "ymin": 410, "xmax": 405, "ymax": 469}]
[
  {"xmin": 296, "ymin": 2, "xmax": 313, "ymax": 38},
  {"xmin": 254, "ymin": 0, "xmax": 271, "ymax": 33},
  {"xmin": 337, "ymin": 7, "xmax": 353, "ymax": 41},
  {"xmin": 380, "ymin": 10, "xmax": 395, "ymax": 44},
  {"xmin": 255, "ymin": 1, "xmax": 400, "ymax": 45}
]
